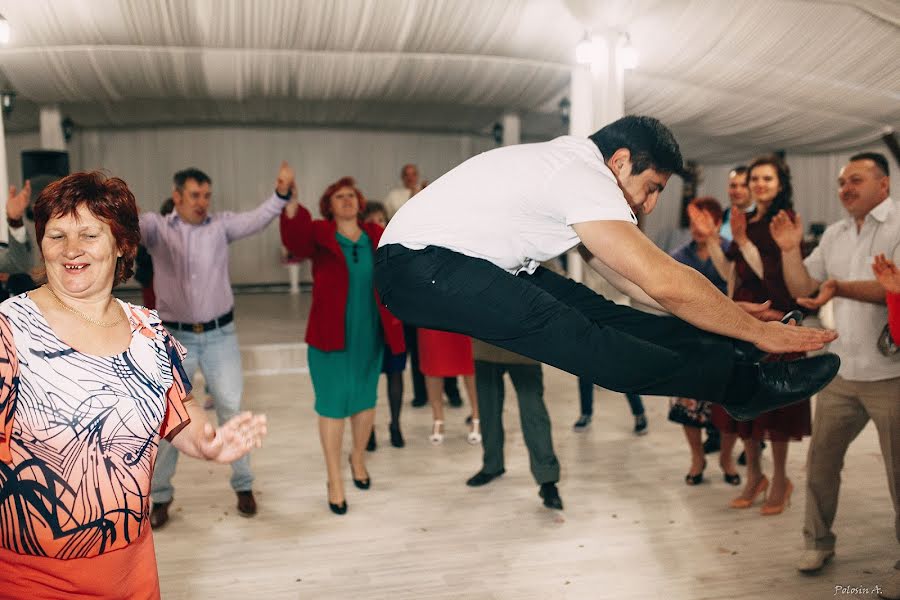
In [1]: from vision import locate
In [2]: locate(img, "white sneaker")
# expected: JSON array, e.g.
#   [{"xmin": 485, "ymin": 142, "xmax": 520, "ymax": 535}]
[
  {"xmin": 796, "ymin": 549, "xmax": 835, "ymax": 573},
  {"xmin": 879, "ymin": 568, "xmax": 900, "ymax": 600}
]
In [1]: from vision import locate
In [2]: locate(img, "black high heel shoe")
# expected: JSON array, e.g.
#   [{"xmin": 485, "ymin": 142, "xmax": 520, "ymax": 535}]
[
  {"xmin": 349, "ymin": 456, "xmax": 371, "ymax": 490},
  {"xmin": 326, "ymin": 483, "xmax": 347, "ymax": 515},
  {"xmin": 685, "ymin": 459, "xmax": 706, "ymax": 486},
  {"xmin": 723, "ymin": 472, "xmax": 742, "ymax": 486}
]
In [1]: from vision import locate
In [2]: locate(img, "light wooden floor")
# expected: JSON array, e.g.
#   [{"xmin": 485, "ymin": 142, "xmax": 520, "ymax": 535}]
[{"xmin": 147, "ymin": 292, "xmax": 896, "ymax": 600}]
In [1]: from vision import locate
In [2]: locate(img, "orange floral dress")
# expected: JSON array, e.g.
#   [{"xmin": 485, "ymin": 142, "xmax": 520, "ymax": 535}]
[{"xmin": 0, "ymin": 295, "xmax": 191, "ymax": 599}]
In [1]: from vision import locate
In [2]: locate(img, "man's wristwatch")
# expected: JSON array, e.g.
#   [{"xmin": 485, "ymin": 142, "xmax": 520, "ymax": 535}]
[
  {"xmin": 275, "ymin": 189, "xmax": 292, "ymax": 200},
  {"xmin": 6, "ymin": 216, "xmax": 23, "ymax": 228}
]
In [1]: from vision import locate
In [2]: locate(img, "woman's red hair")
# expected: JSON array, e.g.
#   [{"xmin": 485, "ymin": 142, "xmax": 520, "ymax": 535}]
[
  {"xmin": 33, "ymin": 171, "xmax": 140, "ymax": 286},
  {"xmin": 318, "ymin": 177, "xmax": 367, "ymax": 220}
]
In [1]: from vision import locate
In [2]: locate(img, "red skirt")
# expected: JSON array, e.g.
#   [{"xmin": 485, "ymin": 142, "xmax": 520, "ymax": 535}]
[
  {"xmin": 417, "ymin": 328, "xmax": 474, "ymax": 377},
  {"xmin": 711, "ymin": 353, "xmax": 811, "ymax": 442},
  {"xmin": 0, "ymin": 526, "xmax": 160, "ymax": 599}
]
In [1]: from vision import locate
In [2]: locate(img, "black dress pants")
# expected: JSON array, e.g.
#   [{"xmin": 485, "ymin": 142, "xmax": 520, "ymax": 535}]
[{"xmin": 374, "ymin": 244, "xmax": 736, "ymax": 403}]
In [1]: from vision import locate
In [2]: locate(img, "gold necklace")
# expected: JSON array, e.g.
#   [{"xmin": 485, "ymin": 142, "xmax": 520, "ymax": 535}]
[{"xmin": 44, "ymin": 285, "xmax": 126, "ymax": 328}]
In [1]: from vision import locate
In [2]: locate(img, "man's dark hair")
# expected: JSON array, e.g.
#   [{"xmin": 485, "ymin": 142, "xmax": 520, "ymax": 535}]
[
  {"xmin": 173, "ymin": 167, "xmax": 211, "ymax": 189},
  {"xmin": 731, "ymin": 165, "xmax": 748, "ymax": 176},
  {"xmin": 849, "ymin": 152, "xmax": 889, "ymax": 177},
  {"xmin": 589, "ymin": 115, "xmax": 684, "ymax": 176}
]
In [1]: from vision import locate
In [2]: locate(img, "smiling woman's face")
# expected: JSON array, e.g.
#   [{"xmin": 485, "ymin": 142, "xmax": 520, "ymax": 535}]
[{"xmin": 41, "ymin": 203, "xmax": 121, "ymax": 298}]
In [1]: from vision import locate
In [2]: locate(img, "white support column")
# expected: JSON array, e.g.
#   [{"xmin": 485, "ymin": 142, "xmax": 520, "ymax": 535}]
[
  {"xmin": 591, "ymin": 33, "xmax": 625, "ymax": 129},
  {"xmin": 39, "ymin": 105, "xmax": 65, "ymax": 151},
  {"xmin": 500, "ymin": 112, "xmax": 520, "ymax": 146},
  {"xmin": 0, "ymin": 106, "xmax": 8, "ymax": 244},
  {"xmin": 566, "ymin": 64, "xmax": 594, "ymax": 282}
]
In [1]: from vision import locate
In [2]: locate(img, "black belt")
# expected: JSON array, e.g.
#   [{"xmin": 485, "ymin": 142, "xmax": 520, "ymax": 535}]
[{"xmin": 163, "ymin": 310, "xmax": 234, "ymax": 334}]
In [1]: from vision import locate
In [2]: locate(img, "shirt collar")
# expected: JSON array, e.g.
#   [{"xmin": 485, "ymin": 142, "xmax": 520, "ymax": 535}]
[
  {"xmin": 167, "ymin": 211, "xmax": 212, "ymax": 226},
  {"xmin": 867, "ymin": 197, "xmax": 893, "ymax": 223}
]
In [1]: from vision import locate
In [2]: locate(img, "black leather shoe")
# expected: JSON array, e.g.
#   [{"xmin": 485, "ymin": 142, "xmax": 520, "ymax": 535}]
[
  {"xmin": 447, "ymin": 394, "xmax": 463, "ymax": 408},
  {"xmin": 733, "ymin": 310, "xmax": 806, "ymax": 363},
  {"xmin": 466, "ymin": 469, "xmax": 505, "ymax": 487},
  {"xmin": 539, "ymin": 483, "xmax": 564, "ymax": 510},
  {"xmin": 721, "ymin": 353, "xmax": 840, "ymax": 421},
  {"xmin": 327, "ymin": 483, "xmax": 347, "ymax": 515},
  {"xmin": 350, "ymin": 456, "xmax": 371, "ymax": 490},
  {"xmin": 149, "ymin": 501, "xmax": 171, "ymax": 529},
  {"xmin": 411, "ymin": 397, "xmax": 428, "ymax": 407},
  {"xmin": 236, "ymin": 491, "xmax": 257, "ymax": 517},
  {"xmin": 389, "ymin": 422, "xmax": 405, "ymax": 448},
  {"xmin": 703, "ymin": 429, "xmax": 721, "ymax": 454}
]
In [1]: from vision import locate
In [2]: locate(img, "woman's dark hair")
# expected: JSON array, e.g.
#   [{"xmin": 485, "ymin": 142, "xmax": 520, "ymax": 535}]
[
  {"xmin": 319, "ymin": 177, "xmax": 367, "ymax": 220},
  {"xmin": 690, "ymin": 196, "xmax": 724, "ymax": 224},
  {"xmin": 33, "ymin": 171, "xmax": 140, "ymax": 286},
  {"xmin": 589, "ymin": 115, "xmax": 684, "ymax": 176},
  {"xmin": 747, "ymin": 154, "xmax": 793, "ymax": 221}
]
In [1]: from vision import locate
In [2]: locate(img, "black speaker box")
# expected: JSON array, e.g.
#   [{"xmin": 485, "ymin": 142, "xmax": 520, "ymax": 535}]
[{"xmin": 21, "ymin": 150, "xmax": 70, "ymax": 212}]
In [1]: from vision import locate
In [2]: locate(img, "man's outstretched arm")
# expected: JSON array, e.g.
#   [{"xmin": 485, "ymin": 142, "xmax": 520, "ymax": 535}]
[{"xmin": 572, "ymin": 220, "xmax": 837, "ymax": 354}]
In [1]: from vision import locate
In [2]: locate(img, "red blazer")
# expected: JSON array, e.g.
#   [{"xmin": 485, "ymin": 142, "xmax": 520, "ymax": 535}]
[
  {"xmin": 280, "ymin": 204, "xmax": 405, "ymax": 354},
  {"xmin": 888, "ymin": 292, "xmax": 900, "ymax": 344}
]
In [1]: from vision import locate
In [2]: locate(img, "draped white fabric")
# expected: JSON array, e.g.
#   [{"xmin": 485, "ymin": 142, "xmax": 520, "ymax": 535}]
[{"xmin": 0, "ymin": 0, "xmax": 896, "ymax": 161}]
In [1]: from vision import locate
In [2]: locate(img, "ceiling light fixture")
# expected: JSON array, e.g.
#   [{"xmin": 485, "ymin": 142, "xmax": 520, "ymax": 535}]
[{"xmin": 620, "ymin": 33, "xmax": 639, "ymax": 70}]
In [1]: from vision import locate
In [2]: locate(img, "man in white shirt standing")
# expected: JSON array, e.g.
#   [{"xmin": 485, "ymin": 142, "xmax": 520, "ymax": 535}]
[
  {"xmin": 375, "ymin": 115, "xmax": 840, "ymax": 423},
  {"xmin": 383, "ymin": 163, "xmax": 424, "ymax": 220},
  {"xmin": 770, "ymin": 152, "xmax": 899, "ymax": 597}
]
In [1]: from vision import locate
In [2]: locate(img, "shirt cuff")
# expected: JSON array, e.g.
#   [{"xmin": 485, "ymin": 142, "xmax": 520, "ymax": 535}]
[
  {"xmin": 7, "ymin": 224, "xmax": 26, "ymax": 243},
  {"xmin": 275, "ymin": 189, "xmax": 292, "ymax": 201}
]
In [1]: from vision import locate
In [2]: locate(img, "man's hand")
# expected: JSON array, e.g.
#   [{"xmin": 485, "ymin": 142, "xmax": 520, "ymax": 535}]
[
  {"xmin": 276, "ymin": 161, "xmax": 296, "ymax": 198},
  {"xmin": 735, "ymin": 300, "xmax": 784, "ymax": 322},
  {"xmin": 797, "ymin": 279, "xmax": 837, "ymax": 309},
  {"xmin": 872, "ymin": 254, "xmax": 900, "ymax": 294},
  {"xmin": 752, "ymin": 319, "xmax": 837, "ymax": 354},
  {"xmin": 198, "ymin": 411, "xmax": 267, "ymax": 464},
  {"xmin": 7, "ymin": 180, "xmax": 31, "ymax": 222},
  {"xmin": 769, "ymin": 210, "xmax": 803, "ymax": 252},
  {"xmin": 687, "ymin": 204, "xmax": 718, "ymax": 239}
]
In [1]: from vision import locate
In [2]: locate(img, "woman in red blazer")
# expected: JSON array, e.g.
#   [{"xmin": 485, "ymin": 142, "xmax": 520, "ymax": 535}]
[
  {"xmin": 873, "ymin": 254, "xmax": 900, "ymax": 344},
  {"xmin": 281, "ymin": 177, "xmax": 404, "ymax": 515}
]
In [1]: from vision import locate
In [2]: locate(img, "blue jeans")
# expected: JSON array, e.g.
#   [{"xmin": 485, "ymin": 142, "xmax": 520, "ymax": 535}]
[
  {"xmin": 578, "ymin": 376, "xmax": 645, "ymax": 417},
  {"xmin": 151, "ymin": 323, "xmax": 253, "ymax": 503}
]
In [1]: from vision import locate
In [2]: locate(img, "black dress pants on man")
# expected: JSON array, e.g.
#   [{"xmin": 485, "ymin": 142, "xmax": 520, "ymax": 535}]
[{"xmin": 374, "ymin": 244, "xmax": 736, "ymax": 404}]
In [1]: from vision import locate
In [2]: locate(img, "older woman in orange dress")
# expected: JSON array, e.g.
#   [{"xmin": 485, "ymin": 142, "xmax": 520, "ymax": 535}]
[{"xmin": 0, "ymin": 172, "xmax": 266, "ymax": 599}]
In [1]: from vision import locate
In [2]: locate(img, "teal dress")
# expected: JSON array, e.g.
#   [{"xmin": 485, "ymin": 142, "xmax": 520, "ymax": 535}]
[{"xmin": 308, "ymin": 231, "xmax": 383, "ymax": 418}]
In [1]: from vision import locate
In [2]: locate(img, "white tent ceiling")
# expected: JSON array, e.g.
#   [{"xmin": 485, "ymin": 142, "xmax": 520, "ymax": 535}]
[{"xmin": 0, "ymin": 0, "xmax": 896, "ymax": 162}]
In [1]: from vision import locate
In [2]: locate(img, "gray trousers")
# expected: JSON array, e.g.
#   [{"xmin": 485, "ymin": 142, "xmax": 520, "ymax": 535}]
[
  {"xmin": 476, "ymin": 360, "xmax": 560, "ymax": 485},
  {"xmin": 803, "ymin": 375, "xmax": 900, "ymax": 569}
]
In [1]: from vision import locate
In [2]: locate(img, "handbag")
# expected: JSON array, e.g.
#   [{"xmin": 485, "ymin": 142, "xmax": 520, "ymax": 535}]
[{"xmin": 877, "ymin": 323, "xmax": 899, "ymax": 357}]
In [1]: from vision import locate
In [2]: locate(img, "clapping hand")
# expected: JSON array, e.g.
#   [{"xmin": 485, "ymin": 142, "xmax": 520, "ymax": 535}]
[
  {"xmin": 686, "ymin": 203, "xmax": 718, "ymax": 239},
  {"xmin": 198, "ymin": 411, "xmax": 267, "ymax": 464},
  {"xmin": 769, "ymin": 210, "xmax": 803, "ymax": 252},
  {"xmin": 873, "ymin": 254, "xmax": 900, "ymax": 294},
  {"xmin": 7, "ymin": 180, "xmax": 31, "ymax": 222},
  {"xmin": 797, "ymin": 279, "xmax": 837, "ymax": 309},
  {"xmin": 730, "ymin": 208, "xmax": 749, "ymax": 245},
  {"xmin": 276, "ymin": 161, "xmax": 296, "ymax": 198}
]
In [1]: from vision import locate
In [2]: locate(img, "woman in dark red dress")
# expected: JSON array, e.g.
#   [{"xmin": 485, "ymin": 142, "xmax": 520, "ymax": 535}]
[{"xmin": 712, "ymin": 155, "xmax": 810, "ymax": 515}]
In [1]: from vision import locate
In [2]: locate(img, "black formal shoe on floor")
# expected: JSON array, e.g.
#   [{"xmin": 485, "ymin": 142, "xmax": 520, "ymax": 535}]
[
  {"xmin": 350, "ymin": 456, "xmax": 371, "ymax": 490},
  {"xmin": 466, "ymin": 469, "xmax": 505, "ymax": 487},
  {"xmin": 149, "ymin": 501, "xmax": 171, "ymax": 529},
  {"xmin": 447, "ymin": 394, "xmax": 464, "ymax": 408},
  {"xmin": 366, "ymin": 430, "xmax": 377, "ymax": 452},
  {"xmin": 539, "ymin": 482, "xmax": 564, "ymax": 510},
  {"xmin": 411, "ymin": 397, "xmax": 428, "ymax": 407},
  {"xmin": 733, "ymin": 310, "xmax": 806, "ymax": 364},
  {"xmin": 236, "ymin": 491, "xmax": 257, "ymax": 517},
  {"xmin": 389, "ymin": 422, "xmax": 405, "ymax": 448},
  {"xmin": 633, "ymin": 414, "xmax": 648, "ymax": 436},
  {"xmin": 721, "ymin": 353, "xmax": 840, "ymax": 421}
]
